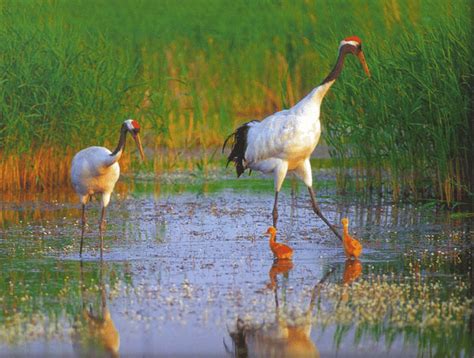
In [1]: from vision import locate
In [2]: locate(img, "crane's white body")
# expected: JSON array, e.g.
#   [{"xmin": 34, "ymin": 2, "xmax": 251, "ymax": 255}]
[
  {"xmin": 226, "ymin": 37, "xmax": 369, "ymax": 238},
  {"xmin": 71, "ymin": 146, "xmax": 122, "ymax": 208},
  {"xmin": 71, "ymin": 119, "xmax": 144, "ymax": 257},
  {"xmin": 245, "ymin": 81, "xmax": 334, "ymax": 191}
]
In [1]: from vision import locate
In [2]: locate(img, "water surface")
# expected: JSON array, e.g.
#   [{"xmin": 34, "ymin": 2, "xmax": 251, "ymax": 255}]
[{"xmin": 0, "ymin": 174, "xmax": 472, "ymax": 357}]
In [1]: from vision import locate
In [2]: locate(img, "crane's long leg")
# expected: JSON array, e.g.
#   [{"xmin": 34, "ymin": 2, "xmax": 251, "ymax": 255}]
[
  {"xmin": 294, "ymin": 160, "xmax": 342, "ymax": 241},
  {"xmin": 308, "ymin": 187, "xmax": 342, "ymax": 242},
  {"xmin": 99, "ymin": 207, "xmax": 106, "ymax": 259},
  {"xmin": 80, "ymin": 204, "xmax": 86, "ymax": 257},
  {"xmin": 272, "ymin": 191, "xmax": 279, "ymax": 228},
  {"xmin": 272, "ymin": 162, "xmax": 289, "ymax": 229}
]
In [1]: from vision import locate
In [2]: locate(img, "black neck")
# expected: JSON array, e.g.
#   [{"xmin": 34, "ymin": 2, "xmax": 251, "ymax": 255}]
[
  {"xmin": 321, "ymin": 44, "xmax": 354, "ymax": 85},
  {"xmin": 110, "ymin": 124, "xmax": 128, "ymax": 156}
]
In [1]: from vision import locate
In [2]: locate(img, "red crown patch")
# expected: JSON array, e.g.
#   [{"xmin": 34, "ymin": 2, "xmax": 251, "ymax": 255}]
[
  {"xmin": 344, "ymin": 36, "xmax": 362, "ymax": 44},
  {"xmin": 131, "ymin": 120, "xmax": 140, "ymax": 129}
]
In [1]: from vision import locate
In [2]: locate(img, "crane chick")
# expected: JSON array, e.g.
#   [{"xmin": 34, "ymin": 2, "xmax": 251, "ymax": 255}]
[
  {"xmin": 265, "ymin": 226, "xmax": 293, "ymax": 260},
  {"xmin": 341, "ymin": 218, "xmax": 362, "ymax": 259}
]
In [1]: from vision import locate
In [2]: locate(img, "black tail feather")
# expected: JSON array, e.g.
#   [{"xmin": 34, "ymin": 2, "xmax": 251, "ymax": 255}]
[{"xmin": 222, "ymin": 121, "xmax": 258, "ymax": 177}]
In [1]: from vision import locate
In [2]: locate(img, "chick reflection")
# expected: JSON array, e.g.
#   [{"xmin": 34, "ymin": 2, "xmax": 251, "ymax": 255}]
[
  {"xmin": 73, "ymin": 262, "xmax": 120, "ymax": 358},
  {"xmin": 340, "ymin": 259, "xmax": 363, "ymax": 304},
  {"xmin": 342, "ymin": 259, "xmax": 362, "ymax": 285},
  {"xmin": 225, "ymin": 263, "xmax": 336, "ymax": 358},
  {"xmin": 268, "ymin": 259, "xmax": 294, "ymax": 290}
]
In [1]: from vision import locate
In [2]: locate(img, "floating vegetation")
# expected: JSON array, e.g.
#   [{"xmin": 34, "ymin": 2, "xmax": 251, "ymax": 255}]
[
  {"xmin": 0, "ymin": 182, "xmax": 471, "ymax": 355},
  {"xmin": 1, "ymin": 270, "xmax": 471, "ymax": 352},
  {"xmin": 318, "ymin": 276, "xmax": 471, "ymax": 329}
]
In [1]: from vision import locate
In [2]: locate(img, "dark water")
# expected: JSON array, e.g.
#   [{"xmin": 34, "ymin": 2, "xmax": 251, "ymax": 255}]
[{"xmin": 0, "ymin": 175, "xmax": 472, "ymax": 357}]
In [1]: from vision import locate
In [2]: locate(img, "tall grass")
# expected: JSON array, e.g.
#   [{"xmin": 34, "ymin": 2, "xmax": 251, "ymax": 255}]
[
  {"xmin": 324, "ymin": 1, "xmax": 472, "ymax": 205},
  {"xmin": 0, "ymin": 0, "xmax": 471, "ymax": 203}
]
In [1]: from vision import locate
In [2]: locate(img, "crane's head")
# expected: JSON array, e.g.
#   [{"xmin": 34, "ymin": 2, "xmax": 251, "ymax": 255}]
[
  {"xmin": 124, "ymin": 119, "xmax": 145, "ymax": 160},
  {"xmin": 339, "ymin": 36, "xmax": 371, "ymax": 77},
  {"xmin": 341, "ymin": 217, "xmax": 349, "ymax": 227},
  {"xmin": 265, "ymin": 226, "xmax": 277, "ymax": 236}
]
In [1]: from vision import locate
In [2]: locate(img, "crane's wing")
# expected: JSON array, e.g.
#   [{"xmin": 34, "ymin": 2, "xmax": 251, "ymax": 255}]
[
  {"xmin": 71, "ymin": 146, "xmax": 116, "ymax": 180},
  {"xmin": 245, "ymin": 109, "xmax": 303, "ymax": 163}
]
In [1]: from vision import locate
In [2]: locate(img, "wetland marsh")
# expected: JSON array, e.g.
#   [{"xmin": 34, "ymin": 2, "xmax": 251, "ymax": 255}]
[
  {"xmin": 0, "ymin": 173, "xmax": 471, "ymax": 357},
  {"xmin": 1, "ymin": 0, "xmax": 472, "ymax": 357}
]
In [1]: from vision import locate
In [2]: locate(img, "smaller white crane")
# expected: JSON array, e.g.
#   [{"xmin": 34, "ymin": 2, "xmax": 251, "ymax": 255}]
[{"xmin": 71, "ymin": 119, "xmax": 145, "ymax": 257}]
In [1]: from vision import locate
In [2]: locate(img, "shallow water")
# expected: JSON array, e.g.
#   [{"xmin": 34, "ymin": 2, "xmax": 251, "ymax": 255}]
[{"xmin": 0, "ymin": 174, "xmax": 472, "ymax": 357}]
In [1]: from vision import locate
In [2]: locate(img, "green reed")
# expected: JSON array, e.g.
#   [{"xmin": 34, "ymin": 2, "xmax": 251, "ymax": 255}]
[
  {"xmin": 0, "ymin": 0, "xmax": 471, "ymax": 203},
  {"xmin": 324, "ymin": 2, "xmax": 472, "ymax": 204}
]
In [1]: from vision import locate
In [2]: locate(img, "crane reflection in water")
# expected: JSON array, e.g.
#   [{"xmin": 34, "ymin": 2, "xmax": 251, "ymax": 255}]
[
  {"xmin": 225, "ymin": 258, "xmax": 363, "ymax": 357},
  {"xmin": 72, "ymin": 261, "xmax": 120, "ymax": 357}
]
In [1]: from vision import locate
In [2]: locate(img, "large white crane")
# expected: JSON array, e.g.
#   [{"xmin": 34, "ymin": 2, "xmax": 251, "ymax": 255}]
[{"xmin": 224, "ymin": 37, "xmax": 370, "ymax": 241}]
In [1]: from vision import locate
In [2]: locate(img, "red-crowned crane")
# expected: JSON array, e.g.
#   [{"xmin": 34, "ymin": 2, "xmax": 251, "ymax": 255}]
[
  {"xmin": 71, "ymin": 119, "xmax": 145, "ymax": 257},
  {"xmin": 224, "ymin": 37, "xmax": 370, "ymax": 241}
]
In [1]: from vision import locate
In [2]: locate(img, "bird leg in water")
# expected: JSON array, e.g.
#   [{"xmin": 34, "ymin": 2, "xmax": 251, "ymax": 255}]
[
  {"xmin": 80, "ymin": 204, "xmax": 87, "ymax": 257},
  {"xmin": 99, "ymin": 207, "xmax": 106, "ymax": 258},
  {"xmin": 308, "ymin": 187, "xmax": 342, "ymax": 241},
  {"xmin": 272, "ymin": 191, "xmax": 279, "ymax": 228}
]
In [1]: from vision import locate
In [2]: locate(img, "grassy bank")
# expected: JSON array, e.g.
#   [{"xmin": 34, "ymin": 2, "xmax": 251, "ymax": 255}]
[{"xmin": 0, "ymin": 0, "xmax": 471, "ymax": 204}]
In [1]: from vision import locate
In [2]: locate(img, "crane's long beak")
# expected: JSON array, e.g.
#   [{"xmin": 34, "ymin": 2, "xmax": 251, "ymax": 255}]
[
  {"xmin": 357, "ymin": 51, "xmax": 371, "ymax": 77},
  {"xmin": 133, "ymin": 134, "xmax": 145, "ymax": 161}
]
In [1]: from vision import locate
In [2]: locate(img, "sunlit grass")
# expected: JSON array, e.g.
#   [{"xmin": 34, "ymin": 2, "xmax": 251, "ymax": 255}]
[{"xmin": 0, "ymin": 0, "xmax": 471, "ymax": 204}]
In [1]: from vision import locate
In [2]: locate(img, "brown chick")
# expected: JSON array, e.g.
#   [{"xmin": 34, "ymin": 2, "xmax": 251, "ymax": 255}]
[
  {"xmin": 266, "ymin": 226, "xmax": 293, "ymax": 260},
  {"xmin": 341, "ymin": 218, "xmax": 362, "ymax": 259}
]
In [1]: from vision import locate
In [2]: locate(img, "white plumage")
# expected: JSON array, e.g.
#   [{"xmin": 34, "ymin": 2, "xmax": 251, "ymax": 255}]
[
  {"xmin": 71, "ymin": 146, "xmax": 120, "ymax": 208},
  {"xmin": 224, "ymin": 37, "xmax": 370, "ymax": 240},
  {"xmin": 71, "ymin": 119, "xmax": 145, "ymax": 257},
  {"xmin": 244, "ymin": 82, "xmax": 332, "ymax": 190}
]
